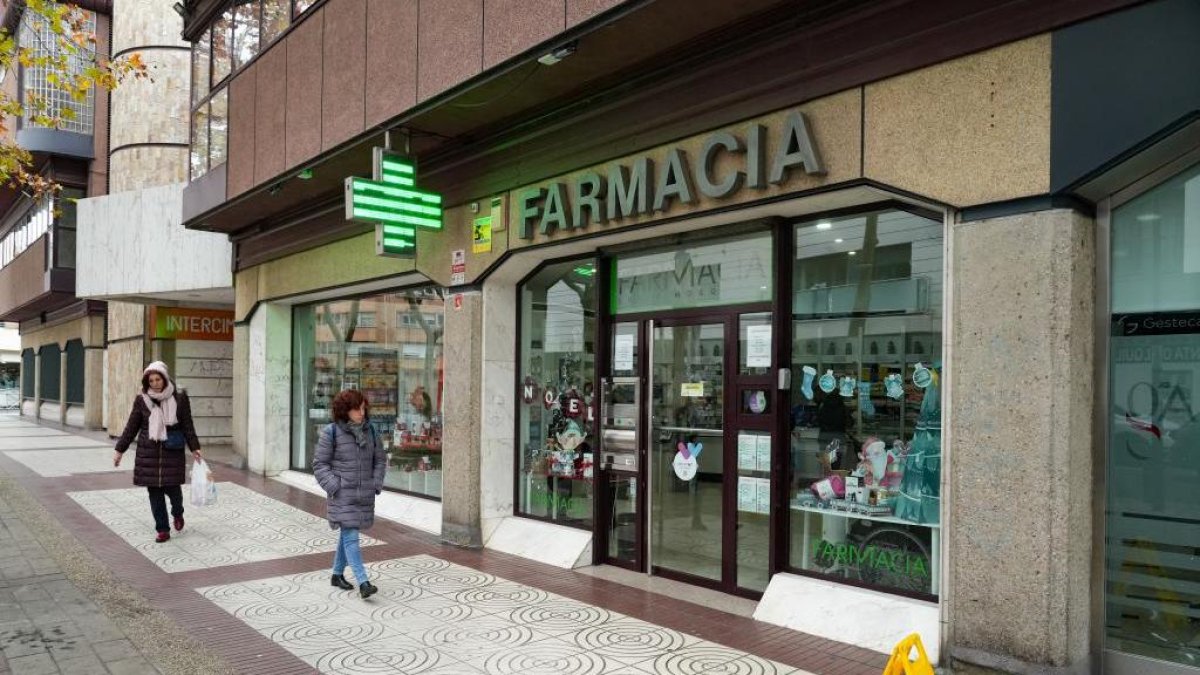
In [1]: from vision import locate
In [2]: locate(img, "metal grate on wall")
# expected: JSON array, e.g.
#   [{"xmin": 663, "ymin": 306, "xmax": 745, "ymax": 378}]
[
  {"xmin": 64, "ymin": 340, "xmax": 84, "ymax": 404},
  {"xmin": 21, "ymin": 349, "xmax": 34, "ymax": 398},
  {"xmin": 38, "ymin": 344, "xmax": 61, "ymax": 402},
  {"xmin": 19, "ymin": 9, "xmax": 96, "ymax": 134}
]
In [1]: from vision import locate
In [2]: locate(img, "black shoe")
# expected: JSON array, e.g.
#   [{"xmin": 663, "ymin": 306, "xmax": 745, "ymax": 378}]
[
  {"xmin": 330, "ymin": 574, "xmax": 353, "ymax": 590},
  {"xmin": 359, "ymin": 581, "xmax": 378, "ymax": 599}
]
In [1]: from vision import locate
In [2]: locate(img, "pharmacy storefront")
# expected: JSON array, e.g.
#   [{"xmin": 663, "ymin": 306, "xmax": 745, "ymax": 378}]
[{"xmin": 465, "ymin": 87, "xmax": 951, "ymax": 657}]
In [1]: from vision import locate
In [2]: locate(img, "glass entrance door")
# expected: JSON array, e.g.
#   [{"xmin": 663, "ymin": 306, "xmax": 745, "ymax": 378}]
[{"xmin": 649, "ymin": 319, "xmax": 727, "ymax": 584}]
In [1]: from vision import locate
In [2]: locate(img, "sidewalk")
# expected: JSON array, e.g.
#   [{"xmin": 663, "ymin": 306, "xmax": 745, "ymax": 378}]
[{"xmin": 0, "ymin": 415, "xmax": 888, "ymax": 675}]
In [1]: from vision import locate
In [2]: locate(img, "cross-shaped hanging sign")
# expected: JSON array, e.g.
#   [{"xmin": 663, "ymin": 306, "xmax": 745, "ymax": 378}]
[{"xmin": 344, "ymin": 148, "xmax": 443, "ymax": 257}]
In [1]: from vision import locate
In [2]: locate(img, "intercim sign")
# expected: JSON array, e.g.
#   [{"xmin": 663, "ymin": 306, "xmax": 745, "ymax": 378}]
[
  {"xmin": 345, "ymin": 148, "xmax": 443, "ymax": 257},
  {"xmin": 150, "ymin": 307, "xmax": 234, "ymax": 341},
  {"xmin": 517, "ymin": 110, "xmax": 825, "ymax": 239}
]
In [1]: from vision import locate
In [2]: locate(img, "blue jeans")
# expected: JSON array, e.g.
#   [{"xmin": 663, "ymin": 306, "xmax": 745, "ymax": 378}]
[{"xmin": 332, "ymin": 527, "xmax": 368, "ymax": 585}]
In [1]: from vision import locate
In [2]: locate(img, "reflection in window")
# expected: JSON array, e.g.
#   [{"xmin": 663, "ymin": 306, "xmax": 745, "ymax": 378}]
[
  {"xmin": 232, "ymin": 0, "xmax": 261, "ymax": 70},
  {"xmin": 294, "ymin": 0, "xmax": 319, "ymax": 15},
  {"xmin": 788, "ymin": 208, "xmax": 944, "ymax": 598},
  {"xmin": 190, "ymin": 105, "xmax": 210, "ymax": 179},
  {"xmin": 293, "ymin": 289, "xmax": 445, "ymax": 499},
  {"xmin": 54, "ymin": 188, "xmax": 83, "ymax": 270},
  {"xmin": 209, "ymin": 89, "xmax": 228, "ymax": 169},
  {"xmin": 261, "ymin": 0, "xmax": 290, "ymax": 45},
  {"xmin": 612, "ymin": 232, "xmax": 772, "ymax": 314},
  {"xmin": 211, "ymin": 8, "xmax": 233, "ymax": 84},
  {"xmin": 1106, "ymin": 162, "xmax": 1200, "ymax": 668},
  {"xmin": 192, "ymin": 30, "xmax": 211, "ymax": 105},
  {"xmin": 517, "ymin": 260, "xmax": 597, "ymax": 528}
]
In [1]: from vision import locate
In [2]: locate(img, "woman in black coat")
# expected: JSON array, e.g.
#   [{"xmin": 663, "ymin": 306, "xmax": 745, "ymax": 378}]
[
  {"xmin": 112, "ymin": 361, "xmax": 202, "ymax": 543},
  {"xmin": 313, "ymin": 389, "xmax": 387, "ymax": 599}
]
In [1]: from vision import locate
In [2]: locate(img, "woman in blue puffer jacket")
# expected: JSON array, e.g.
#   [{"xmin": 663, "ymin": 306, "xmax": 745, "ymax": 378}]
[{"xmin": 312, "ymin": 389, "xmax": 387, "ymax": 599}]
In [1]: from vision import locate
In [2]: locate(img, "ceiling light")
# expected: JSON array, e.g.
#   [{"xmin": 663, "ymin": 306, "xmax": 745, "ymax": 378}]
[
  {"xmin": 848, "ymin": 251, "xmax": 857, "ymax": 256},
  {"xmin": 1136, "ymin": 213, "xmax": 1161, "ymax": 222},
  {"xmin": 816, "ymin": 222, "xmax": 832, "ymax": 230},
  {"xmin": 537, "ymin": 41, "xmax": 578, "ymax": 66},
  {"xmin": 834, "ymin": 238, "xmax": 844, "ymax": 243}
]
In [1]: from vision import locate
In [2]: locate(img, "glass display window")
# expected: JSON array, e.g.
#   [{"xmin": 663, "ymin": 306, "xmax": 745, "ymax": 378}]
[
  {"xmin": 787, "ymin": 208, "xmax": 944, "ymax": 598},
  {"xmin": 1105, "ymin": 161, "xmax": 1200, "ymax": 669},
  {"xmin": 517, "ymin": 259, "xmax": 598, "ymax": 529},
  {"xmin": 292, "ymin": 287, "xmax": 445, "ymax": 499}
]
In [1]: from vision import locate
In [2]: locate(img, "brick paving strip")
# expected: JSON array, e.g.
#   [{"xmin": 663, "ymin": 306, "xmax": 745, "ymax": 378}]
[{"xmin": 0, "ymin": 473, "xmax": 235, "ymax": 675}]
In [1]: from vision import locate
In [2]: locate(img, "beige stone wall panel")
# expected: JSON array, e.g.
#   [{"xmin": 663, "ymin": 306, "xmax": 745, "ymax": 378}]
[
  {"xmin": 109, "ymin": 147, "xmax": 189, "ymax": 193},
  {"xmin": 234, "ymin": 232, "xmax": 417, "ymax": 321},
  {"xmin": 254, "ymin": 45, "xmax": 288, "ymax": 184},
  {"xmin": 285, "ymin": 9, "xmax": 325, "ymax": 168},
  {"xmin": 567, "ymin": 0, "xmax": 624, "ymax": 26},
  {"xmin": 415, "ymin": 200, "xmax": 510, "ymax": 287},
  {"xmin": 949, "ymin": 209, "xmax": 1094, "ymax": 668},
  {"xmin": 321, "ymin": 0, "xmax": 367, "ymax": 151},
  {"xmin": 440, "ymin": 290, "xmax": 482, "ymax": 546},
  {"xmin": 106, "ymin": 302, "xmax": 145, "ymax": 342},
  {"xmin": 365, "ymin": 0, "xmax": 418, "ymax": 128},
  {"xmin": 417, "ymin": 0, "xmax": 483, "ymax": 102},
  {"xmin": 104, "ymin": 338, "xmax": 145, "ymax": 432},
  {"xmin": 504, "ymin": 88, "xmax": 863, "ymax": 250},
  {"xmin": 112, "ymin": 0, "xmax": 189, "ymax": 53},
  {"xmin": 227, "ymin": 65, "xmax": 258, "ymax": 197},
  {"xmin": 109, "ymin": 49, "xmax": 190, "ymax": 149},
  {"xmin": 483, "ymin": 0, "xmax": 565, "ymax": 69},
  {"xmin": 19, "ymin": 316, "xmax": 105, "ymax": 350},
  {"xmin": 864, "ymin": 35, "xmax": 1051, "ymax": 207}
]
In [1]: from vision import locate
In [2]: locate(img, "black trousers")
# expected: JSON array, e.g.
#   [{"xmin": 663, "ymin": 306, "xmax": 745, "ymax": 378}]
[{"xmin": 147, "ymin": 486, "xmax": 184, "ymax": 533}]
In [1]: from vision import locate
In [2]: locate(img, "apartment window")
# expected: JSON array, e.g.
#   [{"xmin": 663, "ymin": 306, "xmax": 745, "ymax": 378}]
[
  {"xmin": 19, "ymin": 9, "xmax": 97, "ymax": 134},
  {"xmin": 0, "ymin": 197, "xmax": 54, "ymax": 271},
  {"xmin": 54, "ymin": 189, "xmax": 83, "ymax": 270},
  {"xmin": 189, "ymin": 0, "xmax": 327, "ymax": 180},
  {"xmin": 232, "ymin": 0, "xmax": 261, "ymax": 70}
]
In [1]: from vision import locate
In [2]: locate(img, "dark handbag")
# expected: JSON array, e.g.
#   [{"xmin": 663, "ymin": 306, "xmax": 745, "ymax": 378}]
[{"xmin": 165, "ymin": 425, "xmax": 186, "ymax": 450}]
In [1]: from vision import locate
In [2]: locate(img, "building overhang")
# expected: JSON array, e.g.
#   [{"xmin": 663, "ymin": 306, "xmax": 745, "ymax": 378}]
[{"xmin": 183, "ymin": 0, "xmax": 1144, "ymax": 272}]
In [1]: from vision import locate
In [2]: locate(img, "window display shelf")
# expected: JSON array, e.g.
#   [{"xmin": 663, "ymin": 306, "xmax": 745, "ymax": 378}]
[{"xmin": 790, "ymin": 502, "xmax": 940, "ymax": 529}]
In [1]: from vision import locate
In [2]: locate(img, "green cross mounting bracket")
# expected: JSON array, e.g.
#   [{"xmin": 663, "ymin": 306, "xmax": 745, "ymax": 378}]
[{"xmin": 344, "ymin": 148, "xmax": 443, "ymax": 258}]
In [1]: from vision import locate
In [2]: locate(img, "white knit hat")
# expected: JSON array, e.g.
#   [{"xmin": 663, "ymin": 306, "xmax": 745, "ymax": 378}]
[{"xmin": 143, "ymin": 361, "xmax": 171, "ymax": 380}]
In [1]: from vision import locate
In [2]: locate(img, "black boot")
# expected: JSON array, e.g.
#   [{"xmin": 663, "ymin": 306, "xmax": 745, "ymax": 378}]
[
  {"xmin": 330, "ymin": 574, "xmax": 353, "ymax": 590},
  {"xmin": 359, "ymin": 581, "xmax": 378, "ymax": 599}
]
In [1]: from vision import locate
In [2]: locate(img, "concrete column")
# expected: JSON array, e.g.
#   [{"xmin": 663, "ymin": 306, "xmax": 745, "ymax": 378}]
[
  {"xmin": 58, "ymin": 347, "xmax": 68, "ymax": 425},
  {"xmin": 947, "ymin": 209, "xmax": 1095, "ymax": 673},
  {"xmin": 232, "ymin": 323, "xmax": 250, "ymax": 463},
  {"xmin": 441, "ymin": 291, "xmax": 484, "ymax": 548},
  {"xmin": 83, "ymin": 346, "xmax": 104, "ymax": 429},
  {"xmin": 245, "ymin": 304, "xmax": 291, "ymax": 476},
  {"xmin": 30, "ymin": 347, "xmax": 41, "ymax": 418}
]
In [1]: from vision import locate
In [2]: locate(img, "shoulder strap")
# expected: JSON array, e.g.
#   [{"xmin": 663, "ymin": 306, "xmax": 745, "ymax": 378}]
[{"xmin": 326, "ymin": 423, "xmax": 337, "ymax": 443}]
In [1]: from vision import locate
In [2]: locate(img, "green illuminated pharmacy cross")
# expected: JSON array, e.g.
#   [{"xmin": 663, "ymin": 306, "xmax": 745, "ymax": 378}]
[{"xmin": 345, "ymin": 148, "xmax": 443, "ymax": 257}]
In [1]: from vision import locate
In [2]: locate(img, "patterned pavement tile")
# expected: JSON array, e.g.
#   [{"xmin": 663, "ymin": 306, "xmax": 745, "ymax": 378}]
[
  {"xmin": 67, "ymin": 482, "xmax": 381, "ymax": 572},
  {"xmin": 198, "ymin": 556, "xmax": 815, "ymax": 675}
]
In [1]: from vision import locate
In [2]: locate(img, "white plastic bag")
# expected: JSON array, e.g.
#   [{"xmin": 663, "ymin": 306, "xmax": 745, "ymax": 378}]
[{"xmin": 190, "ymin": 459, "xmax": 217, "ymax": 507}]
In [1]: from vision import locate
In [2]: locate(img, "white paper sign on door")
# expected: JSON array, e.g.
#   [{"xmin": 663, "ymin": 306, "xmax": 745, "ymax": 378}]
[
  {"xmin": 737, "ymin": 433, "xmax": 757, "ymax": 471},
  {"xmin": 746, "ymin": 324, "xmax": 772, "ymax": 367},
  {"xmin": 614, "ymin": 334, "xmax": 635, "ymax": 371}
]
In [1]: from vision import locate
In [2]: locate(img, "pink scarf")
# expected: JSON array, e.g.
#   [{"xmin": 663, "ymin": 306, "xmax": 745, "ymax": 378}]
[{"xmin": 141, "ymin": 381, "xmax": 177, "ymax": 441}]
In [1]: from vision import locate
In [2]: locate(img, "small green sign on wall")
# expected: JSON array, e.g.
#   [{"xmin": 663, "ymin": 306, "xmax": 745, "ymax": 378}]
[{"xmin": 345, "ymin": 148, "xmax": 443, "ymax": 257}]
